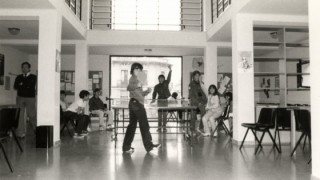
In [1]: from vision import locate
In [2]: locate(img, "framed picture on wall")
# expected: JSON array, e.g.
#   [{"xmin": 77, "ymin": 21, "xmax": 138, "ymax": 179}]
[{"xmin": 0, "ymin": 54, "xmax": 4, "ymax": 85}]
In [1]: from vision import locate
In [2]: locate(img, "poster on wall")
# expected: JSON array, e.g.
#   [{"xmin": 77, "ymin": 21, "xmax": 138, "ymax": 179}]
[
  {"xmin": 192, "ymin": 57, "xmax": 204, "ymax": 72},
  {"xmin": 0, "ymin": 54, "xmax": 4, "ymax": 85},
  {"xmin": 56, "ymin": 50, "xmax": 61, "ymax": 73},
  {"xmin": 238, "ymin": 51, "xmax": 253, "ymax": 73},
  {"xmin": 217, "ymin": 73, "xmax": 232, "ymax": 96}
]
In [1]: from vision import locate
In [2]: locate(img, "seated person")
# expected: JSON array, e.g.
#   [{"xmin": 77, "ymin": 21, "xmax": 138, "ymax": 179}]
[
  {"xmin": 224, "ymin": 92, "xmax": 233, "ymax": 133},
  {"xmin": 168, "ymin": 92, "xmax": 183, "ymax": 120},
  {"xmin": 201, "ymin": 85, "xmax": 223, "ymax": 137},
  {"xmin": 60, "ymin": 90, "xmax": 68, "ymax": 112},
  {"xmin": 64, "ymin": 90, "xmax": 91, "ymax": 138},
  {"xmin": 89, "ymin": 88, "xmax": 114, "ymax": 131}
]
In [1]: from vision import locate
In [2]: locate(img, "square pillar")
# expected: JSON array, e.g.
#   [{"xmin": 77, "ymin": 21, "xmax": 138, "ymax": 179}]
[
  {"xmin": 309, "ymin": 0, "xmax": 320, "ymax": 178},
  {"xmin": 37, "ymin": 11, "xmax": 62, "ymax": 144},
  {"xmin": 204, "ymin": 42, "xmax": 217, "ymax": 86},
  {"xmin": 232, "ymin": 14, "xmax": 255, "ymax": 144},
  {"xmin": 75, "ymin": 42, "xmax": 88, "ymax": 100}
]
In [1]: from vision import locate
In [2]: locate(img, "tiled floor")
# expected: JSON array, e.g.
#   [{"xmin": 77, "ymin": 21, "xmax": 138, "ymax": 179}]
[{"xmin": 0, "ymin": 122, "xmax": 313, "ymax": 180}]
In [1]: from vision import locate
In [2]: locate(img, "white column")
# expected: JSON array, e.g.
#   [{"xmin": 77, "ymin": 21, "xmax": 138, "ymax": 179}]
[
  {"xmin": 231, "ymin": 14, "xmax": 255, "ymax": 143},
  {"xmin": 309, "ymin": 0, "xmax": 320, "ymax": 178},
  {"xmin": 37, "ymin": 11, "xmax": 62, "ymax": 143},
  {"xmin": 75, "ymin": 42, "xmax": 88, "ymax": 100},
  {"xmin": 204, "ymin": 42, "xmax": 217, "ymax": 86}
]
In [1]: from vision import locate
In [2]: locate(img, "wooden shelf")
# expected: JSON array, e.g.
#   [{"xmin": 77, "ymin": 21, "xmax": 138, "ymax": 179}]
[
  {"xmin": 286, "ymin": 43, "xmax": 309, "ymax": 47},
  {"xmin": 286, "ymin": 73, "xmax": 310, "ymax": 76},
  {"xmin": 287, "ymin": 88, "xmax": 310, "ymax": 91},
  {"xmin": 253, "ymin": 27, "xmax": 282, "ymax": 32},
  {"xmin": 254, "ymin": 88, "xmax": 283, "ymax": 91},
  {"xmin": 254, "ymin": 72, "xmax": 284, "ymax": 76},
  {"xmin": 254, "ymin": 57, "xmax": 282, "ymax": 62},
  {"xmin": 285, "ymin": 28, "xmax": 308, "ymax": 33},
  {"xmin": 286, "ymin": 58, "xmax": 309, "ymax": 62},
  {"xmin": 254, "ymin": 42, "xmax": 283, "ymax": 47}
]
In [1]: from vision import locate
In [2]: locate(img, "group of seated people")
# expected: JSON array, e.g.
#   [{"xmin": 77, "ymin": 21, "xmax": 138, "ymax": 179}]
[
  {"xmin": 60, "ymin": 88, "xmax": 114, "ymax": 138},
  {"xmin": 189, "ymin": 71, "xmax": 233, "ymax": 137}
]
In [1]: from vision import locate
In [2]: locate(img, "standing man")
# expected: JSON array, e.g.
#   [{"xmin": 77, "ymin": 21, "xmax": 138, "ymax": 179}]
[
  {"xmin": 152, "ymin": 65, "xmax": 172, "ymax": 132},
  {"xmin": 188, "ymin": 71, "xmax": 207, "ymax": 132},
  {"xmin": 14, "ymin": 62, "xmax": 37, "ymax": 138},
  {"xmin": 89, "ymin": 88, "xmax": 114, "ymax": 131}
]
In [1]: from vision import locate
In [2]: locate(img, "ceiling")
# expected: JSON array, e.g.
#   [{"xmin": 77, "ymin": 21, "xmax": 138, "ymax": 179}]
[
  {"xmin": 0, "ymin": 18, "xmax": 85, "ymax": 40},
  {"xmin": 0, "ymin": 0, "xmax": 54, "ymax": 9},
  {"xmin": 241, "ymin": 0, "xmax": 308, "ymax": 15}
]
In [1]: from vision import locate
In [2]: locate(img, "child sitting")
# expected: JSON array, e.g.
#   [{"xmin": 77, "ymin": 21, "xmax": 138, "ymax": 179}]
[{"xmin": 64, "ymin": 90, "xmax": 91, "ymax": 138}]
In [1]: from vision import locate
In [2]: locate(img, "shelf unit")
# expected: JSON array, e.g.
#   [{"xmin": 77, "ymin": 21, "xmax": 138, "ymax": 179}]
[{"xmin": 253, "ymin": 26, "xmax": 310, "ymax": 106}]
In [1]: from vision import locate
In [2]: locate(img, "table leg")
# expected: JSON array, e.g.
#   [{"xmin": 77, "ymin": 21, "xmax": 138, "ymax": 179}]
[
  {"xmin": 290, "ymin": 110, "xmax": 296, "ymax": 154},
  {"xmin": 191, "ymin": 109, "xmax": 194, "ymax": 147}
]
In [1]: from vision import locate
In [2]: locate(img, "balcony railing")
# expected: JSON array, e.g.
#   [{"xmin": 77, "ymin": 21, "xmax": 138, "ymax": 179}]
[
  {"xmin": 90, "ymin": 0, "xmax": 203, "ymax": 32},
  {"xmin": 211, "ymin": 0, "xmax": 231, "ymax": 23},
  {"xmin": 65, "ymin": 0, "xmax": 82, "ymax": 20}
]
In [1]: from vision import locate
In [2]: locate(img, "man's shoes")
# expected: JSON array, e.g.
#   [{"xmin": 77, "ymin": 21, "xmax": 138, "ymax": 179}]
[
  {"xmin": 81, "ymin": 131, "xmax": 89, "ymax": 136},
  {"xmin": 201, "ymin": 133, "xmax": 210, "ymax": 137},
  {"xmin": 162, "ymin": 128, "xmax": 167, "ymax": 132},
  {"xmin": 73, "ymin": 133, "xmax": 84, "ymax": 138},
  {"xmin": 99, "ymin": 125, "xmax": 104, "ymax": 131},
  {"xmin": 153, "ymin": 144, "xmax": 161, "ymax": 149},
  {"xmin": 124, "ymin": 148, "xmax": 134, "ymax": 153},
  {"xmin": 106, "ymin": 124, "xmax": 113, "ymax": 130},
  {"xmin": 19, "ymin": 134, "xmax": 26, "ymax": 139}
]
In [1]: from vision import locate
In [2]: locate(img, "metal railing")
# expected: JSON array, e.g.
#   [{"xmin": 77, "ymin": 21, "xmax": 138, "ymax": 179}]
[
  {"xmin": 211, "ymin": 0, "xmax": 231, "ymax": 24},
  {"xmin": 91, "ymin": 0, "xmax": 203, "ymax": 31},
  {"xmin": 65, "ymin": 0, "xmax": 82, "ymax": 20}
]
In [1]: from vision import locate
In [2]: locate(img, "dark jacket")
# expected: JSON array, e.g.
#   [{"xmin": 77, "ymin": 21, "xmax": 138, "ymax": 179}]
[
  {"xmin": 89, "ymin": 96, "xmax": 104, "ymax": 111},
  {"xmin": 152, "ymin": 71, "xmax": 172, "ymax": 100},
  {"xmin": 14, "ymin": 74, "xmax": 37, "ymax": 98},
  {"xmin": 188, "ymin": 80, "xmax": 207, "ymax": 106}
]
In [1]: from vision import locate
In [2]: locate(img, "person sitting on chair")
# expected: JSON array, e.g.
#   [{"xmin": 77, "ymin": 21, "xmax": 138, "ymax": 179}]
[
  {"xmin": 64, "ymin": 90, "xmax": 91, "ymax": 138},
  {"xmin": 201, "ymin": 84, "xmax": 223, "ymax": 137},
  {"xmin": 89, "ymin": 88, "xmax": 114, "ymax": 131},
  {"xmin": 60, "ymin": 90, "xmax": 68, "ymax": 112}
]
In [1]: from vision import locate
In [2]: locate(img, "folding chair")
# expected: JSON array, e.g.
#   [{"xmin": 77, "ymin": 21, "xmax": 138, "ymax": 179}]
[
  {"xmin": 0, "ymin": 108, "xmax": 23, "ymax": 172},
  {"xmin": 211, "ymin": 104, "xmax": 232, "ymax": 137},
  {"xmin": 273, "ymin": 108, "xmax": 291, "ymax": 153},
  {"xmin": 167, "ymin": 110, "xmax": 178, "ymax": 122},
  {"xmin": 60, "ymin": 106, "xmax": 75, "ymax": 137},
  {"xmin": 290, "ymin": 109, "xmax": 311, "ymax": 157},
  {"xmin": 239, "ymin": 108, "xmax": 280, "ymax": 154}
]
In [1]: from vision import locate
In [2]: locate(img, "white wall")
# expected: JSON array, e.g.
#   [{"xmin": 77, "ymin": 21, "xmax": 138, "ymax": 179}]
[{"xmin": 0, "ymin": 46, "xmax": 28, "ymax": 105}]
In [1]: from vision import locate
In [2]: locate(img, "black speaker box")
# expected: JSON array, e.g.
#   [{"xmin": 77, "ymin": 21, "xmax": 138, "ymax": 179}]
[{"xmin": 36, "ymin": 126, "xmax": 53, "ymax": 148}]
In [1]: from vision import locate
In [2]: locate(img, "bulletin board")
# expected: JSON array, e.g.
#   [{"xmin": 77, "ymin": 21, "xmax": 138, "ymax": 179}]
[
  {"xmin": 217, "ymin": 73, "xmax": 232, "ymax": 96},
  {"xmin": 88, "ymin": 71, "xmax": 103, "ymax": 94},
  {"xmin": 60, "ymin": 71, "xmax": 75, "ymax": 95}
]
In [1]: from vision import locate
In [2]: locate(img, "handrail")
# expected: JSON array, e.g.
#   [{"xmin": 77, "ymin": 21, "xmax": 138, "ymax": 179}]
[{"xmin": 65, "ymin": 0, "xmax": 82, "ymax": 21}]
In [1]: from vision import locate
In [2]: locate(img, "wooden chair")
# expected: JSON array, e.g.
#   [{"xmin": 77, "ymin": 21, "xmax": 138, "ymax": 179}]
[
  {"xmin": 0, "ymin": 108, "xmax": 23, "ymax": 172},
  {"xmin": 211, "ymin": 104, "xmax": 232, "ymax": 137},
  {"xmin": 60, "ymin": 106, "xmax": 75, "ymax": 137},
  {"xmin": 239, "ymin": 108, "xmax": 280, "ymax": 154},
  {"xmin": 291, "ymin": 109, "xmax": 311, "ymax": 157}
]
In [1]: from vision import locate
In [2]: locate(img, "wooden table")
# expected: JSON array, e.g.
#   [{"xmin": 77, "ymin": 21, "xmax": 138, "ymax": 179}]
[{"xmin": 111, "ymin": 103, "xmax": 197, "ymax": 147}]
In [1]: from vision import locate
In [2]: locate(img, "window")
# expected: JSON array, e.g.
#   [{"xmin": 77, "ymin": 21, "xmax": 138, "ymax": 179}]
[
  {"xmin": 112, "ymin": 0, "xmax": 181, "ymax": 30},
  {"xmin": 121, "ymin": 70, "xmax": 128, "ymax": 87},
  {"xmin": 217, "ymin": 0, "xmax": 231, "ymax": 18}
]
